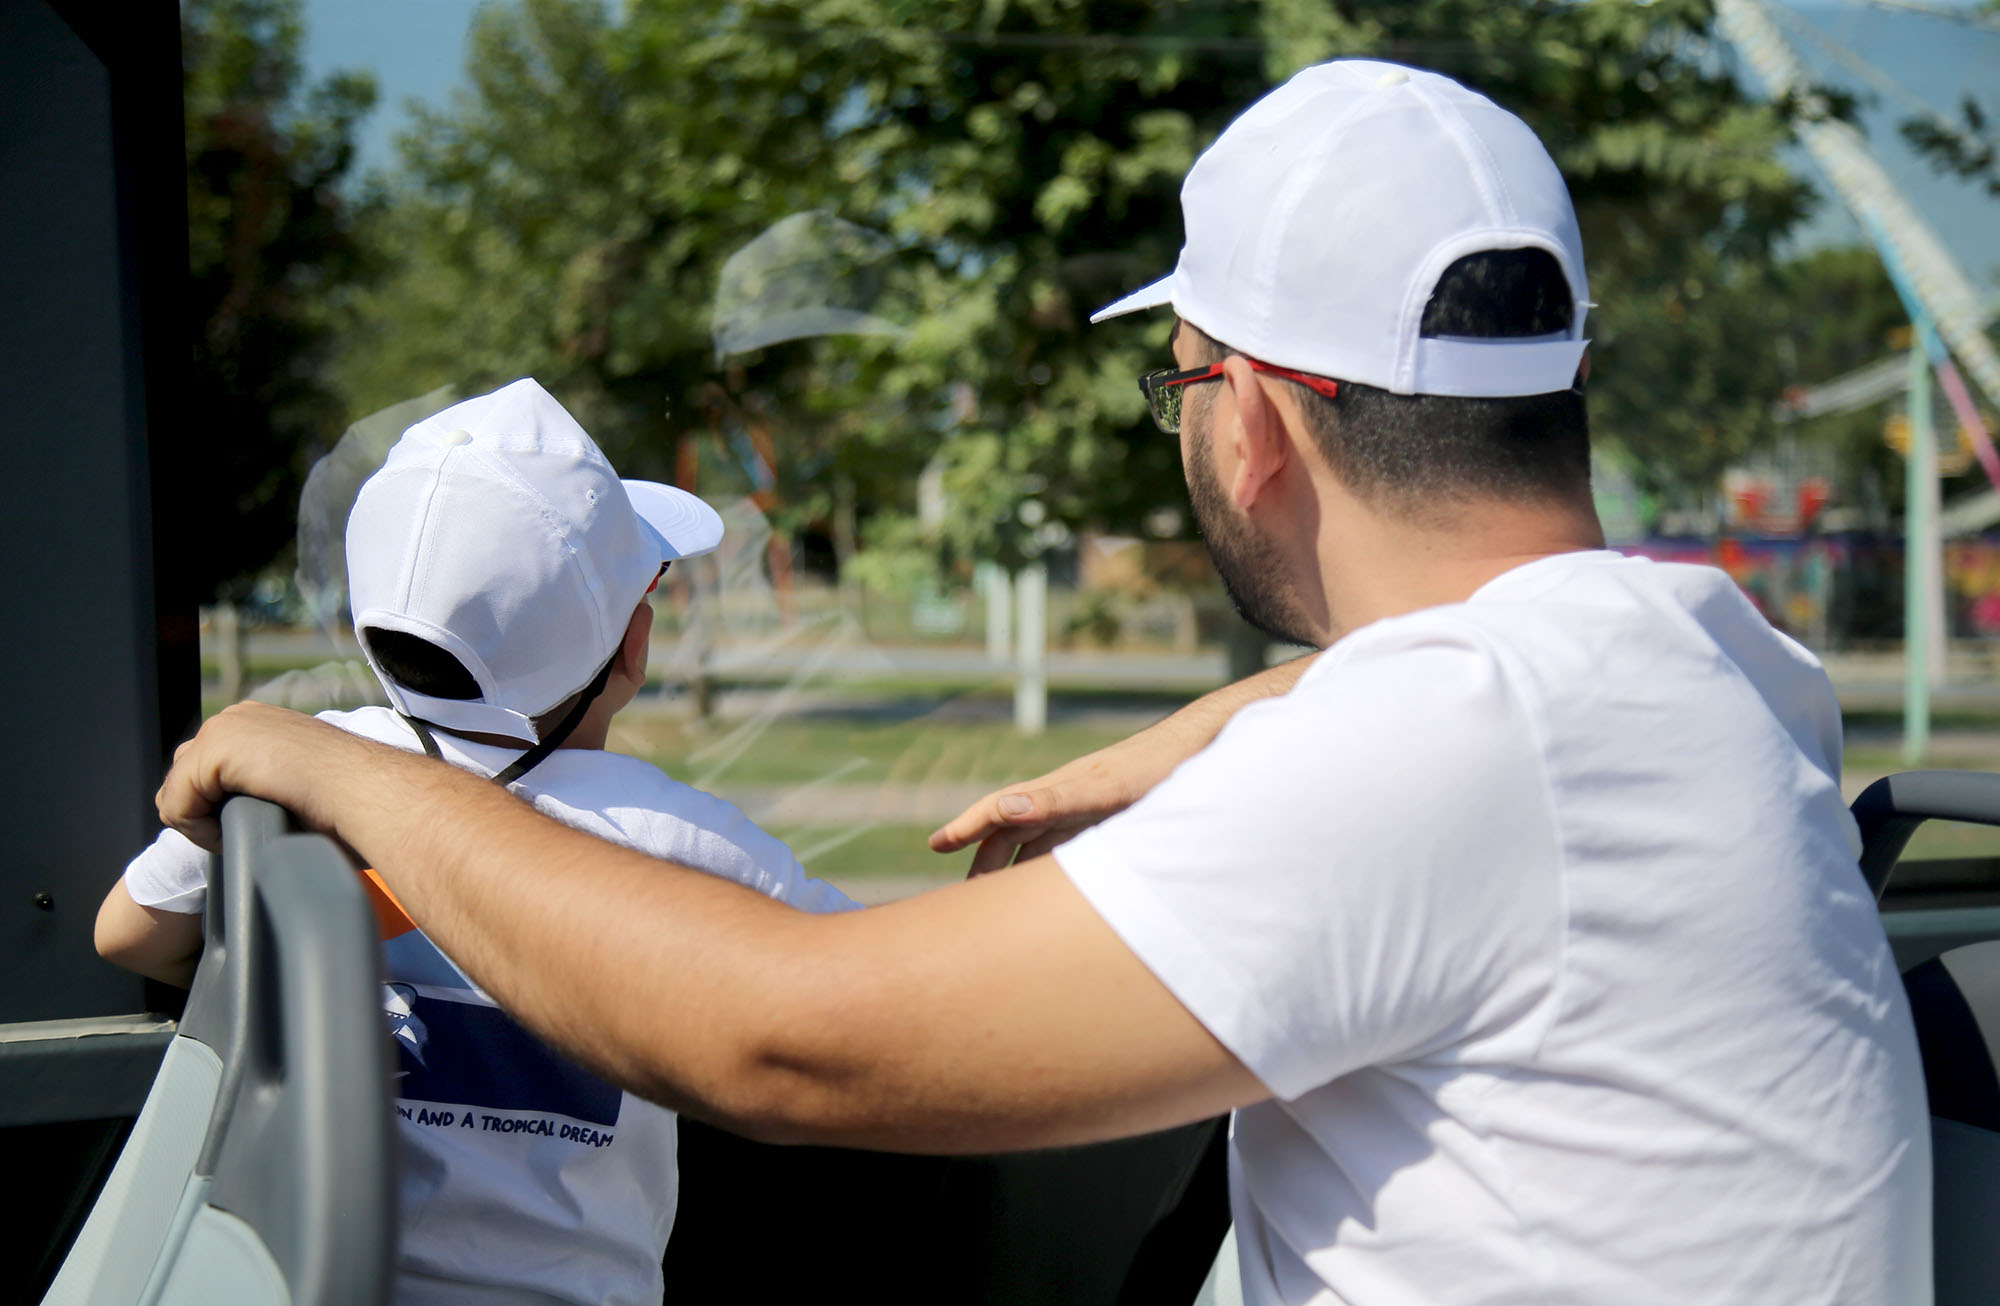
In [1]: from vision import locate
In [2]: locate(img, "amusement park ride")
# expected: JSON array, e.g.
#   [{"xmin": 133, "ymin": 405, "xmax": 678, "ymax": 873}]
[
  {"xmin": 1719, "ymin": 0, "xmax": 2000, "ymax": 759},
  {"xmin": 4, "ymin": 2, "xmax": 2000, "ymax": 1303}
]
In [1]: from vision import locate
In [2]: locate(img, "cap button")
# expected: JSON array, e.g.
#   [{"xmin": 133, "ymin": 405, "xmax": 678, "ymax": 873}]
[
  {"xmin": 443, "ymin": 428, "xmax": 473, "ymax": 446},
  {"xmin": 1375, "ymin": 68, "xmax": 1410, "ymax": 88}
]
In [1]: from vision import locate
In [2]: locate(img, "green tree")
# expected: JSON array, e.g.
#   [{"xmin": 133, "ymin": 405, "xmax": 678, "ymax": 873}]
[
  {"xmin": 1898, "ymin": 0, "xmax": 2000, "ymax": 199},
  {"xmin": 1768, "ymin": 246, "xmax": 1908, "ymax": 494},
  {"xmin": 341, "ymin": 0, "xmax": 1832, "ymax": 576},
  {"xmin": 1902, "ymin": 96, "xmax": 2000, "ymax": 200},
  {"xmin": 184, "ymin": 0, "xmax": 377, "ymax": 603}
]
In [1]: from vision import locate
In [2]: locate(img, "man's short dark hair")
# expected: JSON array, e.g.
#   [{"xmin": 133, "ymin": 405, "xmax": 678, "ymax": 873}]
[
  {"xmin": 362, "ymin": 627, "xmax": 481, "ymax": 700},
  {"xmin": 1198, "ymin": 248, "xmax": 1590, "ymax": 515}
]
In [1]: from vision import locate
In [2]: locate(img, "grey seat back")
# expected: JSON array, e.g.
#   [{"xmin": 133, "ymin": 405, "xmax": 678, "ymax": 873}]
[
  {"xmin": 1932, "ymin": 1117, "xmax": 2000, "ymax": 1303},
  {"xmin": 1857, "ymin": 771, "xmax": 2000, "ymax": 1306},
  {"xmin": 43, "ymin": 797, "xmax": 395, "ymax": 1306}
]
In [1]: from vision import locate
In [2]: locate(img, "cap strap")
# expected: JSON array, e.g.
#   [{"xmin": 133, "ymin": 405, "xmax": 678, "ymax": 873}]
[
  {"xmin": 400, "ymin": 714, "xmax": 444, "ymax": 761},
  {"xmin": 394, "ymin": 653, "xmax": 616, "ymax": 789},
  {"xmin": 1408, "ymin": 336, "xmax": 1588, "ymax": 398},
  {"xmin": 490, "ymin": 655, "xmax": 618, "ymax": 788},
  {"xmin": 388, "ymin": 684, "xmax": 541, "ymax": 745}
]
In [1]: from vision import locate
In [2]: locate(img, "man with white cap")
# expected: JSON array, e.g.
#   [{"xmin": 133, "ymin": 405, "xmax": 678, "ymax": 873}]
[
  {"xmin": 157, "ymin": 63, "xmax": 1929, "ymax": 1304},
  {"xmin": 102, "ymin": 378, "xmax": 857, "ymax": 1306}
]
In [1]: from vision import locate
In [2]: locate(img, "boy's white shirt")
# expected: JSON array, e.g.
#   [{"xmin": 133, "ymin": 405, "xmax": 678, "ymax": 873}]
[{"xmin": 123, "ymin": 705, "xmax": 860, "ymax": 1306}]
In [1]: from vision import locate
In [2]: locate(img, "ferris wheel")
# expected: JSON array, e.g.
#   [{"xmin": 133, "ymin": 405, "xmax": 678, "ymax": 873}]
[{"xmin": 1716, "ymin": 0, "xmax": 1999, "ymax": 754}]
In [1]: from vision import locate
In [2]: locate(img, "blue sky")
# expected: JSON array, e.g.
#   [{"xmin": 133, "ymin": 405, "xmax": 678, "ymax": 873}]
[
  {"xmin": 301, "ymin": 0, "xmax": 2000, "ymax": 293},
  {"xmin": 1772, "ymin": 3, "xmax": 2000, "ymax": 291}
]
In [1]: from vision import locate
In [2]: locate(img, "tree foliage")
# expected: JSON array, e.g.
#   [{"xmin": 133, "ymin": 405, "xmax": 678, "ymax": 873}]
[
  {"xmin": 1897, "ymin": 0, "xmax": 2000, "ymax": 199},
  {"xmin": 184, "ymin": 0, "xmax": 376, "ymax": 602},
  {"xmin": 1902, "ymin": 95, "xmax": 2000, "ymax": 200},
  {"xmin": 338, "ymin": 0, "xmax": 1843, "ymax": 580}
]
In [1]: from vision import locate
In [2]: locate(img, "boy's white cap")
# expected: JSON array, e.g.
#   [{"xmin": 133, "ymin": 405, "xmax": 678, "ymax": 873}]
[
  {"xmin": 346, "ymin": 378, "xmax": 724, "ymax": 743},
  {"xmin": 1092, "ymin": 60, "xmax": 1590, "ymax": 398}
]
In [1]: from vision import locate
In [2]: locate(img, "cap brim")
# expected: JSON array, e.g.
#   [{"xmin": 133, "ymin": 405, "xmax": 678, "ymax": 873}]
[
  {"xmin": 1088, "ymin": 274, "xmax": 1177, "ymax": 324},
  {"xmin": 624, "ymin": 480, "xmax": 726, "ymax": 561}
]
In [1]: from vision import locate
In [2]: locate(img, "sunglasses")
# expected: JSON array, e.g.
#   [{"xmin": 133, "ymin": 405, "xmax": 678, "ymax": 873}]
[
  {"xmin": 644, "ymin": 559, "xmax": 673, "ymax": 594},
  {"xmin": 1138, "ymin": 359, "xmax": 1342, "ymax": 434}
]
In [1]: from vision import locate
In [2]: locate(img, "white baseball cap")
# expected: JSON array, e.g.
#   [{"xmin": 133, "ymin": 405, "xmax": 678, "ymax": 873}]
[
  {"xmin": 346, "ymin": 378, "xmax": 724, "ymax": 743},
  {"xmin": 1092, "ymin": 60, "xmax": 1590, "ymax": 398}
]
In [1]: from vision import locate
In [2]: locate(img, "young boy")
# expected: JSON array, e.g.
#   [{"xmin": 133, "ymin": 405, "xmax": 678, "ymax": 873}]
[{"xmin": 96, "ymin": 377, "xmax": 859, "ymax": 1306}]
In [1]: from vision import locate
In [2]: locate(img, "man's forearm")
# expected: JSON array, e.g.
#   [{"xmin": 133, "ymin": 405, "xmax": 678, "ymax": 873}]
[
  {"xmin": 1161, "ymin": 651, "xmax": 1316, "ymax": 746},
  {"xmin": 161, "ymin": 705, "xmax": 1262, "ymax": 1152},
  {"xmin": 164, "ymin": 713, "xmax": 814, "ymax": 1122},
  {"xmin": 239, "ymin": 735, "xmax": 824, "ymax": 1124}
]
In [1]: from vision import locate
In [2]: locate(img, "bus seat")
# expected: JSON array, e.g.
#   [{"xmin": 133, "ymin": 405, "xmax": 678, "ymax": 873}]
[
  {"xmin": 1856, "ymin": 771, "xmax": 2000, "ymax": 1306},
  {"xmin": 41, "ymin": 798, "xmax": 394, "ymax": 1306},
  {"xmin": 1903, "ymin": 940, "xmax": 2000, "ymax": 1306}
]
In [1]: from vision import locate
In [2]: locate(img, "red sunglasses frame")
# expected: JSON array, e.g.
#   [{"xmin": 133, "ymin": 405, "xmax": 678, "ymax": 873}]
[{"xmin": 1139, "ymin": 358, "xmax": 1341, "ymax": 434}]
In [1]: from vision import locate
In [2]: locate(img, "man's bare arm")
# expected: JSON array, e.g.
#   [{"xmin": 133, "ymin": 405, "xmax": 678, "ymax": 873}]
[
  {"xmin": 158, "ymin": 704, "xmax": 1266, "ymax": 1152},
  {"xmin": 932, "ymin": 652, "xmax": 1318, "ymax": 872}
]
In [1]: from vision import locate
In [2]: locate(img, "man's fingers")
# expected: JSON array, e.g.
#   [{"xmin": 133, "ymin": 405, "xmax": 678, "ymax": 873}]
[
  {"xmin": 967, "ymin": 829, "xmax": 1031, "ymax": 877},
  {"xmin": 963, "ymin": 817, "xmax": 1094, "ymax": 878},
  {"xmin": 1014, "ymin": 828, "xmax": 1083, "ymax": 863},
  {"xmin": 155, "ymin": 702, "xmax": 287, "ymax": 852},
  {"xmin": 157, "ymin": 747, "xmax": 226, "ymax": 853},
  {"xmin": 929, "ymin": 787, "xmax": 1045, "ymax": 853},
  {"xmin": 172, "ymin": 815, "xmax": 224, "ymax": 854}
]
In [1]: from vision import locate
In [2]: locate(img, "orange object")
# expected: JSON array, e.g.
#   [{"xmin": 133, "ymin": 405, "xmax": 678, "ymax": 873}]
[{"xmin": 358, "ymin": 868, "xmax": 417, "ymax": 940}]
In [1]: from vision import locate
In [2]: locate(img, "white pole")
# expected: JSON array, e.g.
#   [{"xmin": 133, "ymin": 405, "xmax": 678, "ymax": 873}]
[
  {"xmin": 1916, "ymin": 349, "xmax": 1949, "ymax": 688},
  {"xmin": 1905, "ymin": 343, "xmax": 1936, "ymax": 763},
  {"xmin": 1015, "ymin": 562, "xmax": 1047, "ymax": 735},
  {"xmin": 985, "ymin": 564, "xmax": 1013, "ymax": 666}
]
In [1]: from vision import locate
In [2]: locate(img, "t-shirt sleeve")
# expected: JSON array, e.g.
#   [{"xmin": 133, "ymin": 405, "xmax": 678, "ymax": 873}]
[
  {"xmin": 1053, "ymin": 624, "xmax": 1564, "ymax": 1102},
  {"xmin": 122, "ymin": 826, "xmax": 214, "ymax": 914}
]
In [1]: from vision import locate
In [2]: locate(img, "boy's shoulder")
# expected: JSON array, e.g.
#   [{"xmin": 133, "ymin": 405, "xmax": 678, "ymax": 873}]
[
  {"xmin": 327, "ymin": 707, "xmax": 826, "ymax": 905},
  {"xmin": 325, "ymin": 706, "xmax": 725, "ymax": 824},
  {"xmin": 524, "ymin": 745, "xmax": 737, "ymax": 825},
  {"xmin": 511, "ymin": 747, "xmax": 812, "ymax": 897}
]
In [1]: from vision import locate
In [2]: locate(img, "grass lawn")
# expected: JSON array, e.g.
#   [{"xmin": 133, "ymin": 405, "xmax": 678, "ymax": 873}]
[
  {"xmin": 611, "ymin": 700, "xmax": 1147, "ymax": 790},
  {"xmin": 772, "ymin": 822, "xmax": 973, "ymax": 883},
  {"xmin": 1898, "ymin": 820, "xmax": 2000, "ymax": 862},
  {"xmin": 200, "ymin": 653, "xmax": 345, "ymax": 681},
  {"xmin": 1846, "ymin": 745, "xmax": 2000, "ymax": 776}
]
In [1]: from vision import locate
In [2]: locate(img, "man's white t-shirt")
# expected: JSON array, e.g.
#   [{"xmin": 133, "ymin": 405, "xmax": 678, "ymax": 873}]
[
  {"xmin": 124, "ymin": 705, "xmax": 858, "ymax": 1306},
  {"xmin": 1055, "ymin": 551, "xmax": 1930, "ymax": 1306}
]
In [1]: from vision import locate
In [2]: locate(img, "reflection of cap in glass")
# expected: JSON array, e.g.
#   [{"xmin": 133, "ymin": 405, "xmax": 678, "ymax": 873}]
[
  {"xmin": 1092, "ymin": 60, "xmax": 1590, "ymax": 399},
  {"xmin": 346, "ymin": 378, "xmax": 724, "ymax": 743}
]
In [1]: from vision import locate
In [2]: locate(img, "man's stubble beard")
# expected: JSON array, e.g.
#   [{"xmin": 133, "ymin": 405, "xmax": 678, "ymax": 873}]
[{"xmin": 1184, "ymin": 405, "xmax": 1319, "ymax": 648}]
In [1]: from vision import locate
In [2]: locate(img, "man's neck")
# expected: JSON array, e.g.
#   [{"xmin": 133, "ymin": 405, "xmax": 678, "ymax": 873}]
[{"xmin": 1314, "ymin": 497, "xmax": 1606, "ymax": 643}]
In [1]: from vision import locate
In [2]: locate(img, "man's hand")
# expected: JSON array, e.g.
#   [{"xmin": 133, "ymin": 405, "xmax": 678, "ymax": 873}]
[
  {"xmin": 930, "ymin": 652, "xmax": 1321, "ymax": 875},
  {"xmin": 929, "ymin": 734, "xmax": 1184, "ymax": 874},
  {"xmin": 156, "ymin": 701, "xmax": 372, "ymax": 850}
]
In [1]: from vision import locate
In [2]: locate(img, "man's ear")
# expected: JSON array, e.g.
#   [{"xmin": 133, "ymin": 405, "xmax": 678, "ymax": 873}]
[
  {"xmin": 619, "ymin": 601, "xmax": 652, "ymax": 684},
  {"xmin": 1218, "ymin": 355, "xmax": 1289, "ymax": 509}
]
